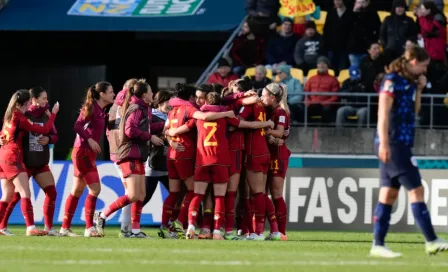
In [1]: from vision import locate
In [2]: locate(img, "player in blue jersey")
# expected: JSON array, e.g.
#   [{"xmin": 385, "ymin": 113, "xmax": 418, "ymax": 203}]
[{"xmin": 370, "ymin": 46, "xmax": 448, "ymax": 258}]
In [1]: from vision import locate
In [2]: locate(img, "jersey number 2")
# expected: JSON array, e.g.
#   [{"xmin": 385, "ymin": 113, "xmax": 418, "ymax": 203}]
[{"xmin": 204, "ymin": 122, "xmax": 218, "ymax": 147}]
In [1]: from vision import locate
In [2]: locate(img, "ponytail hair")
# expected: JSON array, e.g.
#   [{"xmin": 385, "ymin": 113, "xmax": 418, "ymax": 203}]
[
  {"xmin": 121, "ymin": 78, "xmax": 150, "ymax": 118},
  {"xmin": 81, "ymin": 81, "xmax": 111, "ymax": 119},
  {"xmin": 3, "ymin": 89, "xmax": 31, "ymax": 124},
  {"xmin": 386, "ymin": 46, "xmax": 430, "ymax": 81},
  {"xmin": 265, "ymin": 83, "xmax": 290, "ymax": 115}
]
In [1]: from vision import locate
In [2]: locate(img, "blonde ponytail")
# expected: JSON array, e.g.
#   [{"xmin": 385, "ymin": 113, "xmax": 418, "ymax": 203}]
[{"xmin": 278, "ymin": 83, "xmax": 290, "ymax": 115}]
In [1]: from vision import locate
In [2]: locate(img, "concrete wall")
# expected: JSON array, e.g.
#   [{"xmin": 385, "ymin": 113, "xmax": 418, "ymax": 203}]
[{"xmin": 287, "ymin": 128, "xmax": 448, "ymax": 156}]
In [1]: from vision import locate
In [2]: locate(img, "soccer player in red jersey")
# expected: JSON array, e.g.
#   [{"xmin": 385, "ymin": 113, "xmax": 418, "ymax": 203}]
[
  {"xmin": 158, "ymin": 83, "xmax": 234, "ymax": 239},
  {"xmin": 166, "ymin": 92, "xmax": 273, "ymax": 239},
  {"xmin": 261, "ymin": 83, "xmax": 291, "ymax": 241},
  {"xmin": 95, "ymin": 80, "xmax": 153, "ymax": 238},
  {"xmin": 0, "ymin": 87, "xmax": 59, "ymax": 236},
  {"xmin": 0, "ymin": 89, "xmax": 59, "ymax": 236},
  {"xmin": 59, "ymin": 82, "xmax": 115, "ymax": 237}
]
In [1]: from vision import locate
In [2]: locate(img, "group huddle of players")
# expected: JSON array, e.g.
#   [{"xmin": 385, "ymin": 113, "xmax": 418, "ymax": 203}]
[{"xmin": 0, "ymin": 77, "xmax": 290, "ymax": 240}]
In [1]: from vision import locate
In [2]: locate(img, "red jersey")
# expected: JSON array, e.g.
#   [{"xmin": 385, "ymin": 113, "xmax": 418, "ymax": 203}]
[
  {"xmin": 73, "ymin": 101, "xmax": 106, "ymax": 149},
  {"xmin": 227, "ymin": 98, "xmax": 245, "ymax": 151},
  {"xmin": 239, "ymin": 102, "xmax": 269, "ymax": 156},
  {"xmin": 268, "ymin": 107, "xmax": 291, "ymax": 159},
  {"xmin": 0, "ymin": 109, "xmax": 56, "ymax": 163},
  {"xmin": 196, "ymin": 117, "xmax": 240, "ymax": 167},
  {"xmin": 167, "ymin": 104, "xmax": 197, "ymax": 160}
]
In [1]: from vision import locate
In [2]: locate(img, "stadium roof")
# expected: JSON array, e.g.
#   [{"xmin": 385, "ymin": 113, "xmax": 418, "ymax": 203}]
[{"xmin": 0, "ymin": 0, "xmax": 245, "ymax": 31}]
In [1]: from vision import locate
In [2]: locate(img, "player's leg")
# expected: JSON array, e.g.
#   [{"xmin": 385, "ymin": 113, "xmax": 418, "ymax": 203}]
[
  {"xmin": 173, "ymin": 160, "xmax": 195, "ymax": 234},
  {"xmin": 12, "ymin": 172, "xmax": 47, "ymax": 236},
  {"xmin": 270, "ymin": 158, "xmax": 288, "ymax": 240},
  {"xmin": 115, "ymin": 163, "xmax": 131, "ymax": 237},
  {"xmin": 224, "ymin": 150, "xmax": 242, "ymax": 239},
  {"xmin": 198, "ymin": 187, "xmax": 214, "ymax": 239},
  {"xmin": 84, "ymin": 171, "xmax": 102, "ymax": 237},
  {"xmin": 264, "ymin": 173, "xmax": 281, "ymax": 241},
  {"xmin": 34, "ymin": 169, "xmax": 58, "ymax": 236},
  {"xmin": 0, "ymin": 187, "xmax": 20, "ymax": 236},
  {"xmin": 60, "ymin": 176, "xmax": 85, "ymax": 236},
  {"xmin": 0, "ymin": 178, "xmax": 15, "ymax": 236},
  {"xmin": 129, "ymin": 174, "xmax": 147, "ymax": 238},
  {"xmin": 211, "ymin": 165, "xmax": 230, "ymax": 240},
  {"xmin": 186, "ymin": 167, "xmax": 210, "ymax": 239},
  {"xmin": 159, "ymin": 160, "xmax": 181, "ymax": 238}
]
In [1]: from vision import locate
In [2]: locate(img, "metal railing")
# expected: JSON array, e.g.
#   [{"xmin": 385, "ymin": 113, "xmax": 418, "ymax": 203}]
[
  {"xmin": 292, "ymin": 92, "xmax": 448, "ymax": 129},
  {"xmin": 195, "ymin": 16, "xmax": 248, "ymax": 86}
]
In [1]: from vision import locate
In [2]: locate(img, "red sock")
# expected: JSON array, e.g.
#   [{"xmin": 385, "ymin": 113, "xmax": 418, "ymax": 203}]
[
  {"xmin": 62, "ymin": 194, "xmax": 79, "ymax": 229},
  {"xmin": 131, "ymin": 200, "xmax": 143, "ymax": 230},
  {"xmin": 104, "ymin": 195, "xmax": 130, "ymax": 218},
  {"xmin": 84, "ymin": 194, "xmax": 97, "ymax": 229},
  {"xmin": 0, "ymin": 192, "xmax": 20, "ymax": 229},
  {"xmin": 21, "ymin": 197, "xmax": 34, "ymax": 227},
  {"xmin": 274, "ymin": 197, "xmax": 287, "ymax": 235},
  {"xmin": 264, "ymin": 194, "xmax": 279, "ymax": 233},
  {"xmin": 252, "ymin": 193, "xmax": 266, "ymax": 235},
  {"xmin": 214, "ymin": 196, "xmax": 225, "ymax": 231},
  {"xmin": 224, "ymin": 191, "xmax": 237, "ymax": 232},
  {"xmin": 162, "ymin": 192, "xmax": 179, "ymax": 227},
  {"xmin": 43, "ymin": 186, "xmax": 57, "ymax": 230},
  {"xmin": 202, "ymin": 209, "xmax": 214, "ymax": 230},
  {"xmin": 178, "ymin": 190, "xmax": 194, "ymax": 225},
  {"xmin": 188, "ymin": 194, "xmax": 204, "ymax": 226},
  {"xmin": 0, "ymin": 201, "xmax": 9, "ymax": 226},
  {"xmin": 244, "ymin": 198, "xmax": 254, "ymax": 234}
]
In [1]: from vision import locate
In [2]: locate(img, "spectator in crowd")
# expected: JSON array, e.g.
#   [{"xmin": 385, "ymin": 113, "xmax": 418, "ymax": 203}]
[
  {"xmin": 304, "ymin": 56, "xmax": 340, "ymax": 122},
  {"xmin": 336, "ymin": 66, "xmax": 370, "ymax": 127},
  {"xmin": 246, "ymin": 0, "xmax": 280, "ymax": 37},
  {"xmin": 380, "ymin": 0, "xmax": 418, "ymax": 62},
  {"xmin": 294, "ymin": 21, "xmax": 324, "ymax": 75},
  {"xmin": 323, "ymin": 0, "xmax": 353, "ymax": 75},
  {"xmin": 207, "ymin": 58, "xmax": 239, "ymax": 87},
  {"xmin": 416, "ymin": 1, "xmax": 447, "ymax": 86},
  {"xmin": 250, "ymin": 65, "xmax": 272, "ymax": 91},
  {"xmin": 360, "ymin": 42, "xmax": 386, "ymax": 92},
  {"xmin": 409, "ymin": 0, "xmax": 444, "ymax": 11},
  {"xmin": 347, "ymin": 0, "xmax": 381, "ymax": 66},
  {"xmin": 276, "ymin": 64, "xmax": 304, "ymax": 123},
  {"xmin": 266, "ymin": 18, "xmax": 299, "ymax": 70},
  {"xmin": 231, "ymin": 21, "xmax": 266, "ymax": 76}
]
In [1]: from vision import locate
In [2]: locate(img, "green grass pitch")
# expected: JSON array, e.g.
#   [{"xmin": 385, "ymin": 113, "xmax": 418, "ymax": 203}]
[{"xmin": 1, "ymin": 226, "xmax": 448, "ymax": 272}]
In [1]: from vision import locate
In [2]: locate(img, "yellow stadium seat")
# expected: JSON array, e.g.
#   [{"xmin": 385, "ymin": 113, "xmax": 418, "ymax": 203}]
[
  {"xmin": 307, "ymin": 69, "xmax": 335, "ymax": 78},
  {"xmin": 406, "ymin": 11, "xmax": 416, "ymax": 22},
  {"xmin": 310, "ymin": 115, "xmax": 322, "ymax": 120},
  {"xmin": 347, "ymin": 116, "xmax": 358, "ymax": 120},
  {"xmin": 445, "ymin": 0, "xmax": 448, "ymax": 13},
  {"xmin": 290, "ymin": 68, "xmax": 304, "ymax": 83},
  {"xmin": 312, "ymin": 11, "xmax": 327, "ymax": 35},
  {"xmin": 244, "ymin": 67, "xmax": 273, "ymax": 79},
  {"xmin": 377, "ymin": 11, "xmax": 390, "ymax": 23},
  {"xmin": 338, "ymin": 69, "xmax": 350, "ymax": 85},
  {"xmin": 410, "ymin": 0, "xmax": 420, "ymax": 11}
]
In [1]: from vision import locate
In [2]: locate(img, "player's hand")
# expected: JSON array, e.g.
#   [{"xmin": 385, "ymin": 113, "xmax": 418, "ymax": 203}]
[
  {"xmin": 378, "ymin": 144, "xmax": 391, "ymax": 163},
  {"xmin": 225, "ymin": 111, "xmax": 235, "ymax": 118},
  {"xmin": 170, "ymin": 142, "xmax": 185, "ymax": 152},
  {"xmin": 45, "ymin": 110, "xmax": 51, "ymax": 117},
  {"xmin": 284, "ymin": 129, "xmax": 290, "ymax": 137},
  {"xmin": 165, "ymin": 128, "xmax": 177, "ymax": 137},
  {"xmin": 151, "ymin": 135, "xmax": 164, "ymax": 146},
  {"xmin": 0, "ymin": 135, "xmax": 6, "ymax": 146},
  {"xmin": 277, "ymin": 139, "xmax": 284, "ymax": 146},
  {"xmin": 244, "ymin": 90, "xmax": 257, "ymax": 97},
  {"xmin": 51, "ymin": 102, "xmax": 60, "ymax": 114},
  {"xmin": 417, "ymin": 74, "xmax": 427, "ymax": 92},
  {"xmin": 268, "ymin": 135, "xmax": 276, "ymax": 144},
  {"xmin": 88, "ymin": 138, "xmax": 101, "ymax": 154},
  {"xmin": 266, "ymin": 120, "xmax": 275, "ymax": 129},
  {"xmin": 37, "ymin": 136, "xmax": 50, "ymax": 145}
]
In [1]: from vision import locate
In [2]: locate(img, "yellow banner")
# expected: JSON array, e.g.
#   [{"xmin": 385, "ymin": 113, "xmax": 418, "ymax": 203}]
[{"xmin": 279, "ymin": 0, "xmax": 316, "ymax": 18}]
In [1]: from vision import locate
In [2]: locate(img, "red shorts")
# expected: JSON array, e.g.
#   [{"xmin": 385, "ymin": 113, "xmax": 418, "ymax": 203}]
[
  {"xmin": 27, "ymin": 165, "xmax": 51, "ymax": 178},
  {"xmin": 167, "ymin": 159, "xmax": 194, "ymax": 180},
  {"xmin": 229, "ymin": 150, "xmax": 243, "ymax": 175},
  {"xmin": 0, "ymin": 161, "xmax": 27, "ymax": 180},
  {"xmin": 72, "ymin": 147, "xmax": 100, "ymax": 185},
  {"xmin": 194, "ymin": 165, "xmax": 230, "ymax": 183},
  {"xmin": 118, "ymin": 160, "xmax": 145, "ymax": 178},
  {"xmin": 268, "ymin": 158, "xmax": 289, "ymax": 179},
  {"xmin": 245, "ymin": 154, "xmax": 270, "ymax": 174}
]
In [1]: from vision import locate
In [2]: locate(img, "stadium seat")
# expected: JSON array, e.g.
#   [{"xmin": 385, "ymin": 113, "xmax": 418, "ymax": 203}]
[
  {"xmin": 445, "ymin": 0, "xmax": 448, "ymax": 13},
  {"xmin": 274, "ymin": 68, "xmax": 304, "ymax": 83},
  {"xmin": 312, "ymin": 11, "xmax": 327, "ymax": 35},
  {"xmin": 377, "ymin": 11, "xmax": 390, "ymax": 22},
  {"xmin": 338, "ymin": 69, "xmax": 349, "ymax": 85},
  {"xmin": 307, "ymin": 69, "xmax": 335, "ymax": 78},
  {"xmin": 310, "ymin": 115, "xmax": 322, "ymax": 120},
  {"xmin": 406, "ymin": 11, "xmax": 416, "ymax": 21},
  {"xmin": 347, "ymin": 116, "xmax": 358, "ymax": 120},
  {"xmin": 245, "ymin": 67, "xmax": 273, "ymax": 79}
]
